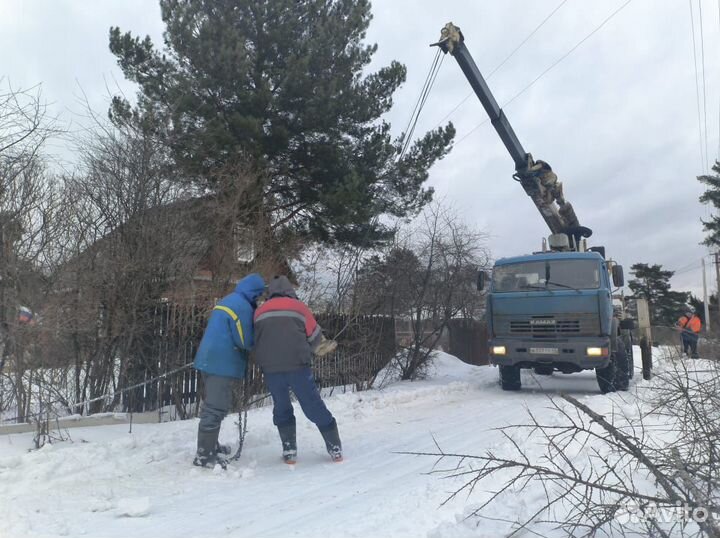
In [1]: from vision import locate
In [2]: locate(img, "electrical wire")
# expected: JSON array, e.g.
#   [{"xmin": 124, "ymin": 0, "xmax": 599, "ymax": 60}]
[
  {"xmin": 673, "ymin": 263, "xmax": 703, "ymax": 276},
  {"xmin": 431, "ymin": 0, "xmax": 570, "ymax": 131},
  {"xmin": 488, "ymin": 0, "xmax": 571, "ymax": 81},
  {"xmin": 454, "ymin": 0, "xmax": 635, "ymax": 148},
  {"xmin": 690, "ymin": 0, "xmax": 707, "ymax": 171},
  {"xmin": 698, "ymin": 0, "xmax": 710, "ymax": 172}
]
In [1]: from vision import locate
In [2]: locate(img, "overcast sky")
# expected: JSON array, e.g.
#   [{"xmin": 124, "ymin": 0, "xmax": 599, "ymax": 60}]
[{"xmin": 0, "ymin": 0, "xmax": 717, "ymax": 297}]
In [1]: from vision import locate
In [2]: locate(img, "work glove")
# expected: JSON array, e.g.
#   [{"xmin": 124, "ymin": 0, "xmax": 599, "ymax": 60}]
[{"xmin": 314, "ymin": 337, "xmax": 338, "ymax": 357}]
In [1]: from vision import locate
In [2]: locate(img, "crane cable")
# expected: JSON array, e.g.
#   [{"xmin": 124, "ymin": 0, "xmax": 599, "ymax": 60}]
[
  {"xmin": 400, "ymin": 47, "xmax": 444, "ymax": 159},
  {"xmin": 454, "ymin": 0, "xmax": 635, "ymax": 148},
  {"xmin": 325, "ymin": 48, "xmax": 448, "ymax": 341}
]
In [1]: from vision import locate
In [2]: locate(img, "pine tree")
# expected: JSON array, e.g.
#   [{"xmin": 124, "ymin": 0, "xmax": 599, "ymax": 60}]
[
  {"xmin": 698, "ymin": 161, "xmax": 720, "ymax": 246},
  {"xmin": 628, "ymin": 263, "xmax": 689, "ymax": 326},
  {"xmin": 108, "ymin": 0, "xmax": 454, "ymax": 247}
]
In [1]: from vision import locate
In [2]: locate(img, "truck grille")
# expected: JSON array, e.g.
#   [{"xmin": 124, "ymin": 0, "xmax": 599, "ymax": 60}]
[{"xmin": 495, "ymin": 314, "xmax": 599, "ymax": 338}]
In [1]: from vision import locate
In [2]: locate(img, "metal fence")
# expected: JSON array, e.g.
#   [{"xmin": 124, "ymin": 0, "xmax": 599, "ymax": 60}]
[{"xmin": 119, "ymin": 307, "xmax": 397, "ymax": 418}]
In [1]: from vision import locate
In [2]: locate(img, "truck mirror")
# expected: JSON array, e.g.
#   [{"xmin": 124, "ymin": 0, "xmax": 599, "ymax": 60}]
[
  {"xmin": 477, "ymin": 270, "xmax": 487, "ymax": 291},
  {"xmin": 619, "ymin": 318, "xmax": 635, "ymax": 330},
  {"xmin": 612, "ymin": 265, "xmax": 624, "ymax": 287}
]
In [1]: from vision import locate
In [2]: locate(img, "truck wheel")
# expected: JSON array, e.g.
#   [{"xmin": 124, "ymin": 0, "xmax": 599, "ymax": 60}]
[
  {"xmin": 596, "ymin": 360, "xmax": 617, "ymax": 394},
  {"xmin": 614, "ymin": 342, "xmax": 630, "ymax": 391},
  {"xmin": 499, "ymin": 365, "xmax": 521, "ymax": 391}
]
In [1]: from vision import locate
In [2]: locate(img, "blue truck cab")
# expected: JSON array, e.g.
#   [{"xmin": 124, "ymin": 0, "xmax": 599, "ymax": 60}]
[{"xmin": 482, "ymin": 251, "xmax": 631, "ymax": 393}]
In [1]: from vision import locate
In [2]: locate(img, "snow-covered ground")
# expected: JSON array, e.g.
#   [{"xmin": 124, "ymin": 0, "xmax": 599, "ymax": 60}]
[{"xmin": 0, "ymin": 350, "xmax": 664, "ymax": 538}]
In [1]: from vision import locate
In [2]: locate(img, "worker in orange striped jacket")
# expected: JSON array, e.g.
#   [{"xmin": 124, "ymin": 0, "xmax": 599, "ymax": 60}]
[
  {"xmin": 253, "ymin": 275, "xmax": 341, "ymax": 464},
  {"xmin": 677, "ymin": 310, "xmax": 702, "ymax": 358}
]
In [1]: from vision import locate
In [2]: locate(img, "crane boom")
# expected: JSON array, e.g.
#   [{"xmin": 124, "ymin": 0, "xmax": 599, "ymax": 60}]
[{"xmin": 433, "ymin": 23, "xmax": 591, "ymax": 248}]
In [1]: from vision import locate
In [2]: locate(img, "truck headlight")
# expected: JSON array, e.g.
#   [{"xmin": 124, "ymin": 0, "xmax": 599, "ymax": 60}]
[
  {"xmin": 586, "ymin": 347, "xmax": 608, "ymax": 357},
  {"xmin": 492, "ymin": 346, "xmax": 507, "ymax": 355}
]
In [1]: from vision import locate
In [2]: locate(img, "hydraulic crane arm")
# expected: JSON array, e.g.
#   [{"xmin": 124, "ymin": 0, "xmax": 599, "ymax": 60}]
[{"xmin": 432, "ymin": 23, "xmax": 591, "ymax": 246}]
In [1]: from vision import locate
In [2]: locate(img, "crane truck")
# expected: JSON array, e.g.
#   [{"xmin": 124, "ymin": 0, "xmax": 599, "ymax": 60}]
[{"xmin": 433, "ymin": 23, "xmax": 634, "ymax": 393}]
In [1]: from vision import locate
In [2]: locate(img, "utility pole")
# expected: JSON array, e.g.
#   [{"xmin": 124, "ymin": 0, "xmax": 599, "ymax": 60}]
[
  {"xmin": 702, "ymin": 257, "xmax": 711, "ymax": 333},
  {"xmin": 715, "ymin": 252, "xmax": 720, "ymax": 332}
]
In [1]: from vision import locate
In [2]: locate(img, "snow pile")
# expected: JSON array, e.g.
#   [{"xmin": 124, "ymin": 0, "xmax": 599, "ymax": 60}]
[{"xmin": 0, "ymin": 348, "xmax": 682, "ymax": 538}]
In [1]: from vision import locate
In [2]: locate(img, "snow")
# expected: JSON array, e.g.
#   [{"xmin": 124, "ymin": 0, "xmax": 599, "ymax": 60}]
[
  {"xmin": 115, "ymin": 497, "xmax": 152, "ymax": 518},
  {"xmin": 0, "ymin": 348, "xmax": 675, "ymax": 537}
]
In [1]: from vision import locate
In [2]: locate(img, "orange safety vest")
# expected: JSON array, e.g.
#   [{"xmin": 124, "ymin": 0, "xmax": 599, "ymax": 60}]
[{"xmin": 678, "ymin": 315, "xmax": 702, "ymax": 334}]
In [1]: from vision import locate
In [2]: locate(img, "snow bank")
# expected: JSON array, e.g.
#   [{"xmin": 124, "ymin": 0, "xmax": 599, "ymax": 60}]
[{"xmin": 0, "ymin": 348, "xmax": 683, "ymax": 538}]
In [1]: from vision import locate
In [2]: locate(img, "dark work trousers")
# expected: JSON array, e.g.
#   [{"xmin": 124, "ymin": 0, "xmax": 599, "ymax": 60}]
[
  {"xmin": 264, "ymin": 368, "xmax": 335, "ymax": 431},
  {"xmin": 681, "ymin": 331, "xmax": 699, "ymax": 356},
  {"xmin": 198, "ymin": 373, "xmax": 234, "ymax": 432}
]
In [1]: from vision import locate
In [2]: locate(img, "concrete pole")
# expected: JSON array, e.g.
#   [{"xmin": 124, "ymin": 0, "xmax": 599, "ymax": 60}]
[
  {"xmin": 715, "ymin": 252, "xmax": 720, "ymax": 331},
  {"xmin": 702, "ymin": 257, "xmax": 711, "ymax": 332}
]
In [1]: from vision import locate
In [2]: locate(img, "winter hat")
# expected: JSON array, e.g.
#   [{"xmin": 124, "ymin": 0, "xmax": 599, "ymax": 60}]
[{"xmin": 268, "ymin": 275, "xmax": 298, "ymax": 299}]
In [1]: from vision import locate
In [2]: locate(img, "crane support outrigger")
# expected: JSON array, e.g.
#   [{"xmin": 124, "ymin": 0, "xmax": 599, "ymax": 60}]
[
  {"xmin": 432, "ymin": 22, "xmax": 591, "ymax": 250},
  {"xmin": 433, "ymin": 22, "xmax": 643, "ymax": 393}
]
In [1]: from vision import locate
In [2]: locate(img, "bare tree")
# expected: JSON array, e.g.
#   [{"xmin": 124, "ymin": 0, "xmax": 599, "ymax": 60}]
[
  {"xmin": 356, "ymin": 202, "xmax": 489, "ymax": 380},
  {"xmin": 0, "ymin": 81, "xmax": 63, "ymax": 420},
  {"xmin": 409, "ymin": 348, "xmax": 720, "ymax": 537}
]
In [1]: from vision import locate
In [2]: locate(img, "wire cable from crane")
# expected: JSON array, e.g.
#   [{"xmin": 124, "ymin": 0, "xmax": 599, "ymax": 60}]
[
  {"xmin": 454, "ymin": 0, "xmax": 634, "ymax": 148},
  {"xmin": 326, "ymin": 49, "xmax": 447, "ymax": 342},
  {"xmin": 430, "ymin": 0, "xmax": 570, "ymax": 132},
  {"xmin": 399, "ymin": 47, "xmax": 445, "ymax": 159}
]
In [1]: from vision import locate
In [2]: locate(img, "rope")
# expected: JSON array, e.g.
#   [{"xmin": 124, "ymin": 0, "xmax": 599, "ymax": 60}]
[{"xmin": 1, "ymin": 362, "xmax": 195, "ymax": 425}]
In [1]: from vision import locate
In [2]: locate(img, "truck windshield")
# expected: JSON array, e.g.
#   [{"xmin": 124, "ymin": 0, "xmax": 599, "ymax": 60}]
[{"xmin": 492, "ymin": 259, "xmax": 600, "ymax": 292}]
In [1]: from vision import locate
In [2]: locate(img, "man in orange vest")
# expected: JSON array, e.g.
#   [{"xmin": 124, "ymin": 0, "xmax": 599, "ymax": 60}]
[{"xmin": 677, "ymin": 310, "xmax": 702, "ymax": 358}]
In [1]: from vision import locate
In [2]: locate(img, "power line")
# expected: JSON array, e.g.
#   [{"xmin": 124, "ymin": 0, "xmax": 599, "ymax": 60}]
[
  {"xmin": 698, "ymin": 0, "xmax": 710, "ymax": 171},
  {"xmin": 672, "ymin": 254, "xmax": 715, "ymax": 276},
  {"xmin": 431, "ymin": 0, "xmax": 570, "ymax": 131},
  {"xmin": 489, "ymin": 0, "xmax": 572, "ymax": 80},
  {"xmin": 503, "ymin": 0, "xmax": 633, "ymax": 109},
  {"xmin": 689, "ymin": 0, "xmax": 707, "ymax": 171},
  {"xmin": 673, "ymin": 262, "xmax": 702, "ymax": 276},
  {"xmin": 455, "ymin": 0, "xmax": 634, "ymax": 147}
]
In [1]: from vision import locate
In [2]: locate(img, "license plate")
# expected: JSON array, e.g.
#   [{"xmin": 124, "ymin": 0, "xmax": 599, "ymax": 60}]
[{"xmin": 529, "ymin": 347, "xmax": 558, "ymax": 355}]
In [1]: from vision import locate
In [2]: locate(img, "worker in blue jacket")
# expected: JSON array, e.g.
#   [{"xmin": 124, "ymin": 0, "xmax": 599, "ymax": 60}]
[{"xmin": 193, "ymin": 273, "xmax": 265, "ymax": 468}]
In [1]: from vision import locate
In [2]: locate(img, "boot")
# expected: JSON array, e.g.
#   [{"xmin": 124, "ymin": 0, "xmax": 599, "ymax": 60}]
[
  {"xmin": 193, "ymin": 428, "xmax": 228, "ymax": 469},
  {"xmin": 278, "ymin": 422, "xmax": 297, "ymax": 464},
  {"xmin": 320, "ymin": 420, "xmax": 343, "ymax": 463}
]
